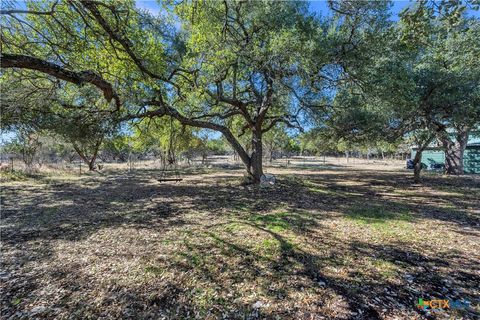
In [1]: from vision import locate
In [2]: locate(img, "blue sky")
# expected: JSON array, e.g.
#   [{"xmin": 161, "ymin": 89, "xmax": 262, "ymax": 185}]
[
  {"xmin": 0, "ymin": 131, "xmax": 16, "ymax": 145},
  {"xmin": 308, "ymin": 0, "xmax": 410, "ymax": 18},
  {"xmin": 136, "ymin": 1, "xmax": 418, "ymax": 20},
  {"xmin": 136, "ymin": 0, "xmax": 479, "ymax": 19},
  {"xmin": 6, "ymin": 1, "xmax": 477, "ymax": 19}
]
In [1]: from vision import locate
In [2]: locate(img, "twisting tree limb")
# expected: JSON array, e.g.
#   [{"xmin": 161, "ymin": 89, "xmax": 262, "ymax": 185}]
[
  {"xmin": 0, "ymin": 53, "xmax": 120, "ymax": 108},
  {"xmin": 121, "ymin": 100, "xmax": 252, "ymax": 168}
]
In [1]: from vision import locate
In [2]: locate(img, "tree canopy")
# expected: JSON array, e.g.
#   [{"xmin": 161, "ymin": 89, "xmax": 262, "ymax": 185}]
[{"xmin": 1, "ymin": 0, "xmax": 479, "ymax": 181}]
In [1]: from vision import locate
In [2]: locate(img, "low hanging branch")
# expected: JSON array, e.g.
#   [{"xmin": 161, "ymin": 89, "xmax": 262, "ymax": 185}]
[
  {"xmin": 0, "ymin": 53, "xmax": 120, "ymax": 109},
  {"xmin": 121, "ymin": 101, "xmax": 253, "ymax": 170}
]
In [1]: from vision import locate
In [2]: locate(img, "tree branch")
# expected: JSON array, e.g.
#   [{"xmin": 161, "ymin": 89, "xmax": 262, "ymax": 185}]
[
  {"xmin": 0, "ymin": 53, "xmax": 120, "ymax": 109},
  {"xmin": 79, "ymin": 0, "xmax": 166, "ymax": 81},
  {"xmin": 0, "ymin": 1, "xmax": 58, "ymax": 16},
  {"xmin": 122, "ymin": 101, "xmax": 252, "ymax": 167}
]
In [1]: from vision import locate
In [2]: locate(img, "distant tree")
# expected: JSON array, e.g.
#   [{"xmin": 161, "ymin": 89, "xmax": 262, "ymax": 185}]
[
  {"xmin": 399, "ymin": 0, "xmax": 480, "ymax": 174},
  {"xmin": 262, "ymin": 125, "xmax": 294, "ymax": 162},
  {"xmin": 131, "ymin": 118, "xmax": 199, "ymax": 165},
  {"xmin": 35, "ymin": 133, "xmax": 74, "ymax": 164},
  {"xmin": 11, "ymin": 129, "xmax": 41, "ymax": 171},
  {"xmin": 327, "ymin": 0, "xmax": 480, "ymax": 181},
  {"xmin": 1, "ymin": 76, "xmax": 117, "ymax": 170},
  {"xmin": 57, "ymin": 116, "xmax": 109, "ymax": 171},
  {"xmin": 101, "ymin": 133, "xmax": 131, "ymax": 162},
  {"xmin": 298, "ymin": 129, "xmax": 338, "ymax": 156},
  {"xmin": 205, "ymin": 139, "xmax": 229, "ymax": 156}
]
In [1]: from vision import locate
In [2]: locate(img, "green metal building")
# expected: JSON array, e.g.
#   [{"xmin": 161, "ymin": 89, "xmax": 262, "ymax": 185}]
[{"xmin": 411, "ymin": 136, "xmax": 480, "ymax": 174}]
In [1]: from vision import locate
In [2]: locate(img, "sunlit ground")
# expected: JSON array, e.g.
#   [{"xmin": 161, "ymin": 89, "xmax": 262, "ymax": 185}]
[{"xmin": 1, "ymin": 160, "xmax": 479, "ymax": 319}]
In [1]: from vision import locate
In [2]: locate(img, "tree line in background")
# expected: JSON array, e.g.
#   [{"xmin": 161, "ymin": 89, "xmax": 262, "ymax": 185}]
[
  {"xmin": 0, "ymin": 117, "xmax": 405, "ymax": 173},
  {"xmin": 1, "ymin": 0, "xmax": 479, "ymax": 183}
]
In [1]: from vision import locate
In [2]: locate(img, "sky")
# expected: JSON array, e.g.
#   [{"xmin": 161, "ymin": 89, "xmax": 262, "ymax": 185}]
[
  {"xmin": 136, "ymin": 1, "xmax": 419, "ymax": 20},
  {"xmin": 136, "ymin": 0, "xmax": 479, "ymax": 20},
  {"xmin": 5, "ymin": 1, "xmax": 477, "ymax": 20},
  {"xmin": 308, "ymin": 0, "xmax": 410, "ymax": 19}
]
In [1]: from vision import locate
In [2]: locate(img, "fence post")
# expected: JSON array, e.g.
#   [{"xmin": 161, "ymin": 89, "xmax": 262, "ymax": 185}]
[
  {"xmin": 79, "ymin": 161, "xmax": 82, "ymax": 175},
  {"xmin": 11, "ymin": 158, "xmax": 14, "ymax": 172}
]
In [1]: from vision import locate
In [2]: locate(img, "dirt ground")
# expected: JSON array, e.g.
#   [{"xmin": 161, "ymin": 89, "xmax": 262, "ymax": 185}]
[{"xmin": 1, "ymin": 160, "xmax": 479, "ymax": 319}]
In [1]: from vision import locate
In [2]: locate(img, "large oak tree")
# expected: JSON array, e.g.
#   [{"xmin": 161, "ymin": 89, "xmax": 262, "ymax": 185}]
[{"xmin": 1, "ymin": 0, "xmax": 334, "ymax": 182}]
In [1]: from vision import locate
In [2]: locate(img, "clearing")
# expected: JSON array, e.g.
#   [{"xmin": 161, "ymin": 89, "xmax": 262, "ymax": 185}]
[{"xmin": 1, "ymin": 161, "xmax": 479, "ymax": 319}]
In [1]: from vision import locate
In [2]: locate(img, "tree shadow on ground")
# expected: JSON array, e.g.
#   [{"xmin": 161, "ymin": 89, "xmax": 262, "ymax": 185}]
[{"xmin": 1, "ymin": 168, "xmax": 479, "ymax": 319}]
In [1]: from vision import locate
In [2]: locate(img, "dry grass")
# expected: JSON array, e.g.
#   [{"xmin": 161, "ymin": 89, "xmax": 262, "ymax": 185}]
[{"xmin": 1, "ymin": 163, "xmax": 479, "ymax": 319}]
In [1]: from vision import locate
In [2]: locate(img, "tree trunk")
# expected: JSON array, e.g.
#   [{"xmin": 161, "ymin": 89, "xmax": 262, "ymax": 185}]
[
  {"xmin": 412, "ymin": 134, "xmax": 435, "ymax": 183},
  {"xmin": 72, "ymin": 139, "xmax": 101, "ymax": 171},
  {"xmin": 438, "ymin": 129, "xmax": 468, "ymax": 175},
  {"xmin": 221, "ymin": 129, "xmax": 263, "ymax": 183},
  {"xmin": 413, "ymin": 150, "xmax": 423, "ymax": 183},
  {"xmin": 249, "ymin": 131, "xmax": 264, "ymax": 183},
  {"xmin": 88, "ymin": 160, "xmax": 96, "ymax": 171}
]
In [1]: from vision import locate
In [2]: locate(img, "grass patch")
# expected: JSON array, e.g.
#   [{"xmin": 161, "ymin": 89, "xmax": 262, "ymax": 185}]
[
  {"xmin": 11, "ymin": 298, "xmax": 22, "ymax": 306},
  {"xmin": 248, "ymin": 210, "xmax": 316, "ymax": 232},
  {"xmin": 304, "ymin": 180, "xmax": 335, "ymax": 195},
  {"xmin": 144, "ymin": 265, "xmax": 164, "ymax": 276},
  {"xmin": 177, "ymin": 251, "xmax": 203, "ymax": 267},
  {"xmin": 249, "ymin": 212, "xmax": 291, "ymax": 232},
  {"xmin": 345, "ymin": 205, "xmax": 415, "ymax": 238},
  {"xmin": 346, "ymin": 205, "xmax": 412, "ymax": 225},
  {"xmin": 255, "ymin": 237, "xmax": 297, "ymax": 259},
  {"xmin": 257, "ymin": 239, "xmax": 279, "ymax": 258},
  {"xmin": 371, "ymin": 259, "xmax": 399, "ymax": 279},
  {"xmin": 0, "ymin": 170, "xmax": 33, "ymax": 181},
  {"xmin": 222, "ymin": 222, "xmax": 245, "ymax": 232}
]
